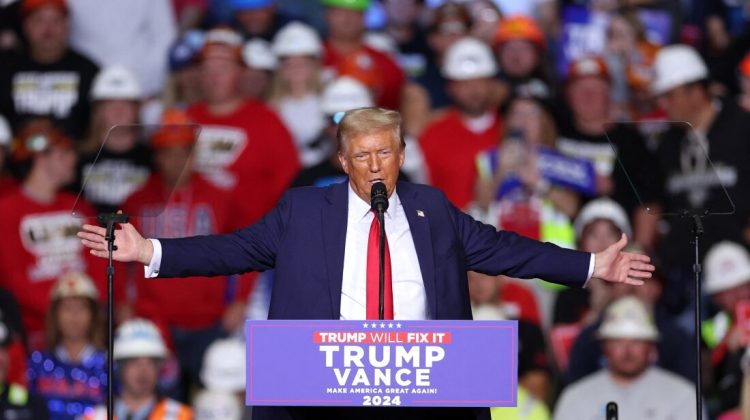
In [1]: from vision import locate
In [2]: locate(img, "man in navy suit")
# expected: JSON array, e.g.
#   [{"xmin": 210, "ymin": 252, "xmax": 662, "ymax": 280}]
[{"xmin": 80, "ymin": 108, "xmax": 653, "ymax": 420}]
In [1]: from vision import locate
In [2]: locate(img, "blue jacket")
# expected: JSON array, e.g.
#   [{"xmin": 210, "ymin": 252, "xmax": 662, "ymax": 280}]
[{"xmin": 157, "ymin": 181, "xmax": 591, "ymax": 419}]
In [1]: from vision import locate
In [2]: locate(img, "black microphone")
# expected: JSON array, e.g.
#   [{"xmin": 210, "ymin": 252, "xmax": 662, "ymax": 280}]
[
  {"xmin": 606, "ymin": 402, "xmax": 618, "ymax": 420},
  {"xmin": 370, "ymin": 181, "xmax": 389, "ymax": 214}
]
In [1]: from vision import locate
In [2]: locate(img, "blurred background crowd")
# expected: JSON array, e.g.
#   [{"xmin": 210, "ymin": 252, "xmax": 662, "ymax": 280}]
[{"xmin": 1, "ymin": 0, "xmax": 750, "ymax": 418}]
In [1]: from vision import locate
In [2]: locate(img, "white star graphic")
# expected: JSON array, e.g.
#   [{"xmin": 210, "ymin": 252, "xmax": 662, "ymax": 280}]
[
  {"xmin": 363, "ymin": 323, "xmax": 369, "ymax": 328},
  {"xmin": 388, "ymin": 323, "xmax": 394, "ymax": 328},
  {"xmin": 396, "ymin": 323, "xmax": 402, "ymax": 328},
  {"xmin": 371, "ymin": 322, "xmax": 377, "ymax": 328},
  {"xmin": 380, "ymin": 323, "xmax": 386, "ymax": 328}
]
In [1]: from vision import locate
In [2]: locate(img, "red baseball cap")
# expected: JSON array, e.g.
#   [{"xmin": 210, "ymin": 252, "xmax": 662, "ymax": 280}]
[{"xmin": 21, "ymin": 0, "xmax": 68, "ymax": 18}]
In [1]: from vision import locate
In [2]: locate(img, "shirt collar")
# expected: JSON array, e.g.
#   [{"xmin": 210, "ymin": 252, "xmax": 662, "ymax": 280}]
[{"xmin": 347, "ymin": 181, "xmax": 399, "ymax": 222}]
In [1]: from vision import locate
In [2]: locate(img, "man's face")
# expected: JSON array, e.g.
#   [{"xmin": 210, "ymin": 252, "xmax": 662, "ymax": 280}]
[
  {"xmin": 121, "ymin": 357, "xmax": 160, "ymax": 398},
  {"xmin": 712, "ymin": 282, "xmax": 750, "ymax": 314},
  {"xmin": 23, "ymin": 6, "xmax": 68, "ymax": 56},
  {"xmin": 579, "ymin": 220, "xmax": 620, "ymax": 253},
  {"xmin": 154, "ymin": 145, "xmax": 193, "ymax": 187},
  {"xmin": 326, "ymin": 7, "xmax": 365, "ymax": 41},
  {"xmin": 657, "ymin": 85, "xmax": 695, "ymax": 122},
  {"xmin": 235, "ymin": 6, "xmax": 275, "ymax": 37},
  {"xmin": 200, "ymin": 55, "xmax": 242, "ymax": 104},
  {"xmin": 338, "ymin": 129, "xmax": 404, "ymax": 204},
  {"xmin": 602, "ymin": 339, "xmax": 654, "ymax": 379},
  {"xmin": 497, "ymin": 40, "xmax": 539, "ymax": 78},
  {"xmin": 567, "ymin": 76, "xmax": 611, "ymax": 123},
  {"xmin": 447, "ymin": 78, "xmax": 493, "ymax": 117}
]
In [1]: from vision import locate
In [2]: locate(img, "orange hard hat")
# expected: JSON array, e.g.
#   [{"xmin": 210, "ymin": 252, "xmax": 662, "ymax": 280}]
[
  {"xmin": 151, "ymin": 109, "xmax": 197, "ymax": 149},
  {"xmin": 494, "ymin": 15, "xmax": 545, "ymax": 49}
]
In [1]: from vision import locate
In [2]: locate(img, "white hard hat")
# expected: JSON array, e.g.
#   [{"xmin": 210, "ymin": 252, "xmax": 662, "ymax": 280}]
[
  {"xmin": 651, "ymin": 44, "xmax": 708, "ymax": 95},
  {"xmin": 574, "ymin": 197, "xmax": 632, "ymax": 239},
  {"xmin": 0, "ymin": 114, "xmax": 10, "ymax": 147},
  {"xmin": 272, "ymin": 22, "xmax": 322, "ymax": 58},
  {"xmin": 442, "ymin": 37, "xmax": 497, "ymax": 80},
  {"xmin": 193, "ymin": 390, "xmax": 242, "ymax": 420},
  {"xmin": 91, "ymin": 66, "xmax": 142, "ymax": 101},
  {"xmin": 50, "ymin": 272, "xmax": 99, "ymax": 301},
  {"xmin": 242, "ymin": 38, "xmax": 277, "ymax": 70},
  {"xmin": 598, "ymin": 296, "xmax": 659, "ymax": 341},
  {"xmin": 321, "ymin": 76, "xmax": 374, "ymax": 115},
  {"xmin": 200, "ymin": 338, "xmax": 246, "ymax": 392},
  {"xmin": 113, "ymin": 319, "xmax": 168, "ymax": 360},
  {"xmin": 704, "ymin": 241, "xmax": 750, "ymax": 294}
]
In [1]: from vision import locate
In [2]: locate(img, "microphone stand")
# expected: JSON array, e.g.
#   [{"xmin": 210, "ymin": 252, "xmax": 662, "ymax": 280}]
[
  {"xmin": 377, "ymin": 209, "xmax": 385, "ymax": 321},
  {"xmin": 96, "ymin": 212, "xmax": 129, "ymax": 420},
  {"xmin": 683, "ymin": 209, "xmax": 707, "ymax": 420}
]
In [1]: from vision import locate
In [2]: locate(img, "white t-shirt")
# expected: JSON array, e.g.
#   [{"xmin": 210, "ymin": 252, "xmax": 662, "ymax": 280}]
[
  {"xmin": 554, "ymin": 367, "xmax": 698, "ymax": 420},
  {"xmin": 276, "ymin": 95, "xmax": 327, "ymax": 168}
]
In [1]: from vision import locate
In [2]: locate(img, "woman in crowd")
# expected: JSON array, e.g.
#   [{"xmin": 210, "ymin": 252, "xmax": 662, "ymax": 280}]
[
  {"xmin": 77, "ymin": 66, "xmax": 151, "ymax": 214},
  {"xmin": 28, "ymin": 272, "xmax": 107, "ymax": 420},
  {"xmin": 269, "ymin": 22, "xmax": 326, "ymax": 168}
]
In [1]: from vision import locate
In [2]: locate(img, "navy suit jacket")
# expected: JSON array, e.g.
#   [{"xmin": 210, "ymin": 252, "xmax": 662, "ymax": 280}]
[{"xmin": 157, "ymin": 181, "xmax": 591, "ymax": 419}]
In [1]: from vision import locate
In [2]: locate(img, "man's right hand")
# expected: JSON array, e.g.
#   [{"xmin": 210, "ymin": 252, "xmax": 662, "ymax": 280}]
[{"xmin": 77, "ymin": 221, "xmax": 153, "ymax": 265}]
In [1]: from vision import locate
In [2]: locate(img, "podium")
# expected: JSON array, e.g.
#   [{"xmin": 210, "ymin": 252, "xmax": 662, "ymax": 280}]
[{"xmin": 245, "ymin": 320, "xmax": 518, "ymax": 408}]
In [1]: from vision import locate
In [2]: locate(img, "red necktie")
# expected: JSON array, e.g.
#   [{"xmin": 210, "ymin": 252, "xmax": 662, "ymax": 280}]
[{"xmin": 366, "ymin": 212, "xmax": 393, "ymax": 319}]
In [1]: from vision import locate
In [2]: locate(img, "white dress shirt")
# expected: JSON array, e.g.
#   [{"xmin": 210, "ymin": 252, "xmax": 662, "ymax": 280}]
[{"xmin": 340, "ymin": 185, "xmax": 426, "ymax": 320}]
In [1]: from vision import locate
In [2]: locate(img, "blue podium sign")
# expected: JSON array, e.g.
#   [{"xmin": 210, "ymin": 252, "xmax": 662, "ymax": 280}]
[{"xmin": 245, "ymin": 320, "xmax": 518, "ymax": 407}]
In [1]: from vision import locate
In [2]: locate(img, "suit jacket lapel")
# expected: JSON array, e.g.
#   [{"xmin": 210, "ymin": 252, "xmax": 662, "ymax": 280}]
[
  {"xmin": 398, "ymin": 182, "xmax": 437, "ymax": 318},
  {"xmin": 321, "ymin": 181, "xmax": 349, "ymax": 318}
]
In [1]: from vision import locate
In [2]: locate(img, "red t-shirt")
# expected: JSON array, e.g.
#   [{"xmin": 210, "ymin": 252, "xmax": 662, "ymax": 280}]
[
  {"xmin": 323, "ymin": 42, "xmax": 405, "ymax": 110},
  {"xmin": 499, "ymin": 280, "xmax": 542, "ymax": 326},
  {"xmin": 0, "ymin": 190, "xmax": 107, "ymax": 347},
  {"xmin": 420, "ymin": 110, "xmax": 502, "ymax": 209},
  {"xmin": 0, "ymin": 176, "xmax": 18, "ymax": 198},
  {"xmin": 122, "ymin": 174, "xmax": 257, "ymax": 330},
  {"xmin": 186, "ymin": 100, "xmax": 300, "ymax": 226}
]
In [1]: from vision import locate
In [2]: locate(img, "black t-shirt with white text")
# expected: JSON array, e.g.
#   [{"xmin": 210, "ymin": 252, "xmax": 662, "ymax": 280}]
[
  {"xmin": 0, "ymin": 49, "xmax": 98, "ymax": 139},
  {"xmin": 655, "ymin": 100, "xmax": 750, "ymax": 266}
]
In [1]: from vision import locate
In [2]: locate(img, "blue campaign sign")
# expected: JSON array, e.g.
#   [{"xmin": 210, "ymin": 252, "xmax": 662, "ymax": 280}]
[{"xmin": 246, "ymin": 320, "xmax": 518, "ymax": 407}]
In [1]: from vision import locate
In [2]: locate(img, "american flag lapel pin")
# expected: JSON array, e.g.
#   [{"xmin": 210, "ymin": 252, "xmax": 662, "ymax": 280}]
[{"xmin": 417, "ymin": 210, "xmax": 425, "ymax": 217}]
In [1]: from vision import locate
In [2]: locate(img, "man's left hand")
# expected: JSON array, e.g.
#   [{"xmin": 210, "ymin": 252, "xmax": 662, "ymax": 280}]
[{"xmin": 593, "ymin": 234, "xmax": 654, "ymax": 285}]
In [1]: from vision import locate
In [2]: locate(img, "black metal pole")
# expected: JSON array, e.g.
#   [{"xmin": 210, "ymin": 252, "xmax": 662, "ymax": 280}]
[
  {"xmin": 98, "ymin": 213, "xmax": 129, "ymax": 420},
  {"xmin": 692, "ymin": 214, "xmax": 704, "ymax": 420},
  {"xmin": 377, "ymin": 211, "xmax": 385, "ymax": 320},
  {"xmin": 105, "ymin": 231, "xmax": 114, "ymax": 420}
]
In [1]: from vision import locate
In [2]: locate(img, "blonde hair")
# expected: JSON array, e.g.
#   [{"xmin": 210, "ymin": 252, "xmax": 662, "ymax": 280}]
[
  {"xmin": 336, "ymin": 107, "xmax": 405, "ymax": 153},
  {"xmin": 268, "ymin": 57, "xmax": 322, "ymax": 106}
]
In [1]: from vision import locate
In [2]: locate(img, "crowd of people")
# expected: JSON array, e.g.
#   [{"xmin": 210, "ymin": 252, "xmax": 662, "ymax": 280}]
[{"xmin": 0, "ymin": 0, "xmax": 749, "ymax": 418}]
